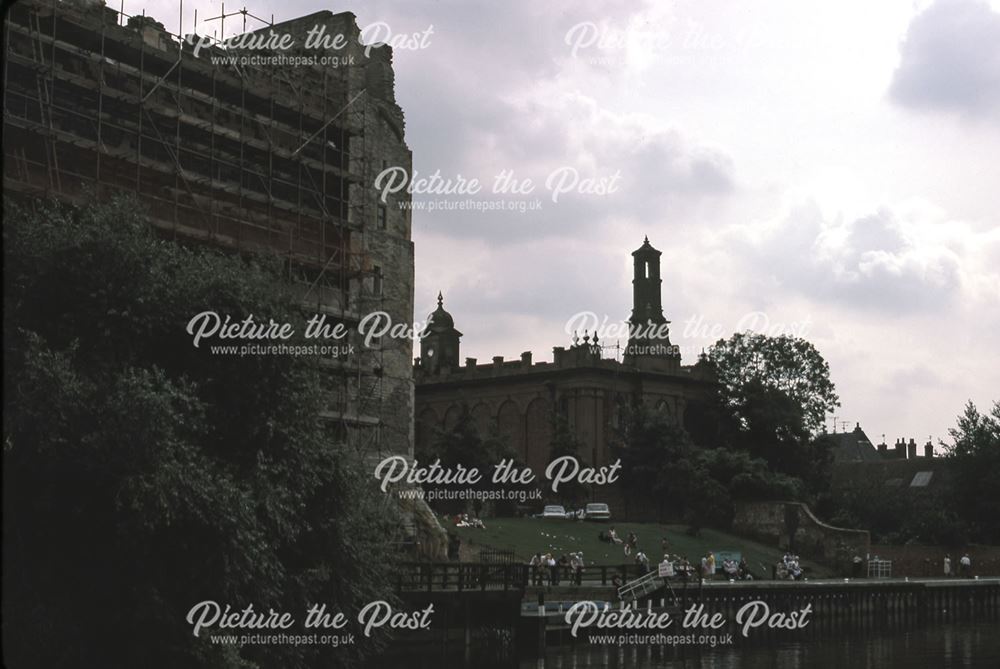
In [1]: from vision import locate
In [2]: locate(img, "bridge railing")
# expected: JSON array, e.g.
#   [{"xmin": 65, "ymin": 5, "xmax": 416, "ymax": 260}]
[
  {"xmin": 396, "ymin": 562, "xmax": 668, "ymax": 591},
  {"xmin": 524, "ymin": 563, "xmax": 652, "ymax": 586},
  {"xmin": 397, "ymin": 562, "xmax": 529, "ymax": 592}
]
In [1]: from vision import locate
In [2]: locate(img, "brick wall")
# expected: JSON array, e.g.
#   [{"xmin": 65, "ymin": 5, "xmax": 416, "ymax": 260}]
[{"xmin": 870, "ymin": 544, "xmax": 1000, "ymax": 577}]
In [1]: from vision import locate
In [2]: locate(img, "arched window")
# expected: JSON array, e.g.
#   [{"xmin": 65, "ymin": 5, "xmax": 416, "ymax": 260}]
[
  {"xmin": 497, "ymin": 400, "xmax": 524, "ymax": 461},
  {"xmin": 416, "ymin": 407, "xmax": 439, "ymax": 455},
  {"xmin": 471, "ymin": 403, "xmax": 493, "ymax": 435},
  {"xmin": 443, "ymin": 405, "xmax": 462, "ymax": 431},
  {"xmin": 525, "ymin": 398, "xmax": 554, "ymax": 473}
]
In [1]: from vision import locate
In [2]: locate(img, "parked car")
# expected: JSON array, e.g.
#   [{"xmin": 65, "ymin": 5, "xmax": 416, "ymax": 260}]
[
  {"xmin": 536, "ymin": 504, "xmax": 568, "ymax": 519},
  {"xmin": 582, "ymin": 503, "xmax": 611, "ymax": 521}
]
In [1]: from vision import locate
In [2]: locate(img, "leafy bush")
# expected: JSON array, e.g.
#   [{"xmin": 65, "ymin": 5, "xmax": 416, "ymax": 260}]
[{"xmin": 3, "ymin": 198, "xmax": 400, "ymax": 668}]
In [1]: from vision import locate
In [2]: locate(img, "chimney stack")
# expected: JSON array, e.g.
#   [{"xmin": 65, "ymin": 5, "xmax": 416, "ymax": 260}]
[
  {"xmin": 521, "ymin": 351, "xmax": 533, "ymax": 367},
  {"xmin": 907, "ymin": 438, "xmax": 917, "ymax": 459},
  {"xmin": 924, "ymin": 440, "xmax": 933, "ymax": 458}
]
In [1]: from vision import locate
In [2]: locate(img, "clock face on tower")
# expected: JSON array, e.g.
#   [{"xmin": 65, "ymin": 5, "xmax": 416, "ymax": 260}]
[{"xmin": 427, "ymin": 347, "xmax": 435, "ymax": 357}]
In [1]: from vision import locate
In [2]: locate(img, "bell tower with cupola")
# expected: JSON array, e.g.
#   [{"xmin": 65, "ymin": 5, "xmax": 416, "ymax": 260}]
[
  {"xmin": 420, "ymin": 292, "xmax": 462, "ymax": 374},
  {"xmin": 625, "ymin": 237, "xmax": 680, "ymax": 369},
  {"xmin": 630, "ymin": 236, "xmax": 665, "ymax": 326}
]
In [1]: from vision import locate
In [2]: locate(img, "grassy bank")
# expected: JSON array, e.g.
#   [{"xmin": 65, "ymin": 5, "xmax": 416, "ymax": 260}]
[{"xmin": 450, "ymin": 517, "xmax": 833, "ymax": 577}]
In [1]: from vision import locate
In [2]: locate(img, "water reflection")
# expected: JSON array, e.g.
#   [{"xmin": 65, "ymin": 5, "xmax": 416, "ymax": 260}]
[
  {"xmin": 379, "ymin": 622, "xmax": 999, "ymax": 668},
  {"xmin": 522, "ymin": 622, "xmax": 999, "ymax": 669}
]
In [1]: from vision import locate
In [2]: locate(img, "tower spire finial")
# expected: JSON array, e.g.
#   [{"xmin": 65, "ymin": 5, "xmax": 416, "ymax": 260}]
[
  {"xmin": 437, "ymin": 291, "xmax": 443, "ymax": 308},
  {"xmin": 644, "ymin": 235, "xmax": 649, "ymax": 244}
]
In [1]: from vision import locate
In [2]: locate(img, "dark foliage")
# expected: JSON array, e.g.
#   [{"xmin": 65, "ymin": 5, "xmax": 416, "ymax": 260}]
[
  {"xmin": 619, "ymin": 405, "xmax": 801, "ymax": 529},
  {"xmin": 3, "ymin": 198, "xmax": 401, "ymax": 668},
  {"xmin": 416, "ymin": 402, "xmax": 523, "ymax": 516},
  {"xmin": 944, "ymin": 400, "xmax": 1000, "ymax": 543}
]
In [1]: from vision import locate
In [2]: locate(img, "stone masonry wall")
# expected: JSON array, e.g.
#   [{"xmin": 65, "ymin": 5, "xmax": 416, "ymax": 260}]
[{"xmin": 733, "ymin": 501, "xmax": 870, "ymax": 572}]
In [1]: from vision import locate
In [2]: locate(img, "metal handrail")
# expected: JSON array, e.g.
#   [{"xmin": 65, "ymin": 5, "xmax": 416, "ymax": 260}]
[{"xmin": 618, "ymin": 569, "xmax": 662, "ymax": 601}]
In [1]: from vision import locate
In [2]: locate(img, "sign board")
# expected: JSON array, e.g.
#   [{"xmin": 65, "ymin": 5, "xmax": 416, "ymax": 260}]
[
  {"xmin": 710, "ymin": 550, "xmax": 742, "ymax": 572},
  {"xmin": 658, "ymin": 561, "xmax": 675, "ymax": 577}
]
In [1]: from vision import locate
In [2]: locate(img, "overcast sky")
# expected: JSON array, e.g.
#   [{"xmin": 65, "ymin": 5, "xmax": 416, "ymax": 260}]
[{"xmin": 143, "ymin": 0, "xmax": 1000, "ymax": 446}]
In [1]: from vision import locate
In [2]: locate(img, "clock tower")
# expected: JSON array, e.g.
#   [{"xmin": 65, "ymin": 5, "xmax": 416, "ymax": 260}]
[{"xmin": 420, "ymin": 292, "xmax": 462, "ymax": 374}]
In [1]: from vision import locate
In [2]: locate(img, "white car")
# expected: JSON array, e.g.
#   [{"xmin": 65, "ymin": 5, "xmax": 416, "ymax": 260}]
[
  {"xmin": 537, "ymin": 505, "xmax": 568, "ymax": 519},
  {"xmin": 582, "ymin": 503, "xmax": 611, "ymax": 521}
]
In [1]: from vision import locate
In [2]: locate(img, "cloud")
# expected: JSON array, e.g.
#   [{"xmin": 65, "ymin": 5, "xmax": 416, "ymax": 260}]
[
  {"xmin": 393, "ymin": 62, "xmax": 737, "ymax": 245},
  {"xmin": 889, "ymin": 0, "xmax": 1000, "ymax": 117},
  {"xmin": 730, "ymin": 203, "xmax": 967, "ymax": 313},
  {"xmin": 329, "ymin": 0, "xmax": 739, "ymax": 245}
]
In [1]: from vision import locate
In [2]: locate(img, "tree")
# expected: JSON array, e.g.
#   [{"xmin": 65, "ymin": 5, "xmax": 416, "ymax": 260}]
[
  {"xmin": 418, "ymin": 403, "xmax": 521, "ymax": 516},
  {"xmin": 704, "ymin": 333, "xmax": 838, "ymax": 491},
  {"xmin": 618, "ymin": 401, "xmax": 808, "ymax": 530},
  {"xmin": 548, "ymin": 413, "xmax": 587, "ymax": 506},
  {"xmin": 944, "ymin": 400, "xmax": 1000, "ymax": 543},
  {"xmin": 827, "ymin": 480, "xmax": 967, "ymax": 545},
  {"xmin": 619, "ymin": 405, "xmax": 698, "ymax": 521},
  {"xmin": 2, "ymin": 198, "xmax": 401, "ymax": 668},
  {"xmin": 695, "ymin": 448, "xmax": 802, "ymax": 503},
  {"xmin": 709, "ymin": 332, "xmax": 840, "ymax": 435}
]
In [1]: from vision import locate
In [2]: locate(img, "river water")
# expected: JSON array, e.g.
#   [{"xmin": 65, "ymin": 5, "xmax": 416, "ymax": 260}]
[{"xmin": 522, "ymin": 622, "xmax": 1000, "ymax": 669}]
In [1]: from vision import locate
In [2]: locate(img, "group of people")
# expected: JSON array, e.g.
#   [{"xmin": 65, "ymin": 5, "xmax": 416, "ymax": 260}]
[
  {"xmin": 722, "ymin": 557, "xmax": 753, "ymax": 580},
  {"xmin": 529, "ymin": 535, "xmax": 765, "ymax": 588},
  {"xmin": 659, "ymin": 554, "xmax": 695, "ymax": 580},
  {"xmin": 699, "ymin": 552, "xmax": 753, "ymax": 580},
  {"xmin": 775, "ymin": 553, "xmax": 804, "ymax": 580},
  {"xmin": 529, "ymin": 551, "xmax": 585, "ymax": 586},
  {"xmin": 943, "ymin": 554, "xmax": 974, "ymax": 578},
  {"xmin": 449, "ymin": 513, "xmax": 486, "ymax": 529},
  {"xmin": 599, "ymin": 527, "xmax": 639, "ymax": 557},
  {"xmin": 654, "ymin": 552, "xmax": 752, "ymax": 581}
]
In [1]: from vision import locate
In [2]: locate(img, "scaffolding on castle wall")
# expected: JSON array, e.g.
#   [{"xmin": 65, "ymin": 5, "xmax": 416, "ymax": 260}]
[{"xmin": 2, "ymin": 0, "xmax": 391, "ymax": 453}]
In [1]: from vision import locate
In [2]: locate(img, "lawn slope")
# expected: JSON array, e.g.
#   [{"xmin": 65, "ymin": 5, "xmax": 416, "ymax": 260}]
[{"xmin": 451, "ymin": 517, "xmax": 833, "ymax": 577}]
